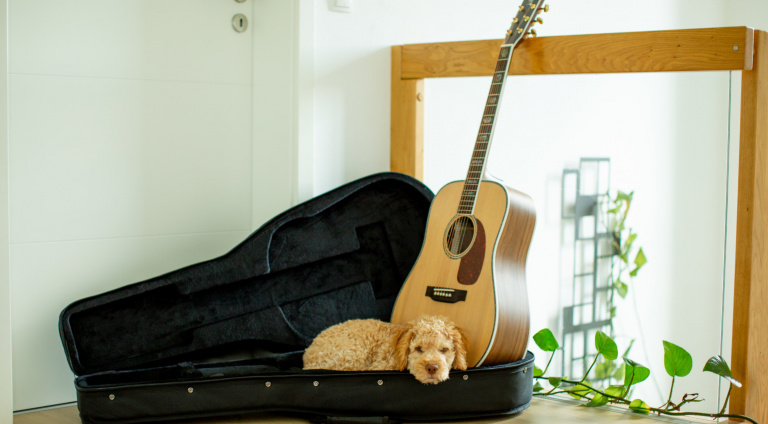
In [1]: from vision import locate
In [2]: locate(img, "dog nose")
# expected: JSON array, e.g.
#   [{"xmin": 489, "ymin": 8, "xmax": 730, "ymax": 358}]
[{"xmin": 425, "ymin": 363, "xmax": 439, "ymax": 374}]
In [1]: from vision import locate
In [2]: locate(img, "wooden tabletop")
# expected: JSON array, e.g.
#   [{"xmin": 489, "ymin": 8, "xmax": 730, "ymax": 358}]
[{"xmin": 13, "ymin": 397, "xmax": 713, "ymax": 424}]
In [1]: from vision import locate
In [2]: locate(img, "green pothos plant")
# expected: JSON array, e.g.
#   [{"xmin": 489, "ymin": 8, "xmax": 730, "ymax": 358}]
[
  {"xmin": 529, "ymin": 189, "xmax": 758, "ymax": 423},
  {"xmin": 607, "ymin": 190, "xmax": 646, "ymax": 317},
  {"xmin": 531, "ymin": 329, "xmax": 755, "ymax": 423}
]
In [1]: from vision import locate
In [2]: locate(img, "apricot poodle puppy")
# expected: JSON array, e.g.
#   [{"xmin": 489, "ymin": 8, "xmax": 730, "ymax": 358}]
[{"xmin": 302, "ymin": 315, "xmax": 468, "ymax": 384}]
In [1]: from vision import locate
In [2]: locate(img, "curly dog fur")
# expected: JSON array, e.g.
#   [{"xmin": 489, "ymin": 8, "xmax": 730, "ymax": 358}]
[{"xmin": 302, "ymin": 315, "xmax": 468, "ymax": 384}]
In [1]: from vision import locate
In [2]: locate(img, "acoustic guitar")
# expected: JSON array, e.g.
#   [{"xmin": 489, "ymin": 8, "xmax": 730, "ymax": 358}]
[{"xmin": 391, "ymin": 0, "xmax": 546, "ymax": 368}]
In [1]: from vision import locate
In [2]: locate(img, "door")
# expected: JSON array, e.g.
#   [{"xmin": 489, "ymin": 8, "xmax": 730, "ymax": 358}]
[{"xmin": 8, "ymin": 0, "xmax": 293, "ymax": 410}]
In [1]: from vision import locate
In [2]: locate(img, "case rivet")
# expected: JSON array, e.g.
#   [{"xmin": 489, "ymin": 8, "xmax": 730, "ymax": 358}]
[
  {"xmin": 523, "ymin": 367, "xmax": 527, "ymax": 373},
  {"xmin": 265, "ymin": 381, "xmax": 272, "ymax": 388},
  {"xmin": 377, "ymin": 380, "xmax": 384, "ymax": 386},
  {"xmin": 463, "ymin": 375, "xmax": 469, "ymax": 381},
  {"xmin": 187, "ymin": 387, "xmax": 194, "ymax": 394},
  {"xmin": 108, "ymin": 394, "xmax": 115, "ymax": 400},
  {"xmin": 313, "ymin": 381, "xmax": 319, "ymax": 387}
]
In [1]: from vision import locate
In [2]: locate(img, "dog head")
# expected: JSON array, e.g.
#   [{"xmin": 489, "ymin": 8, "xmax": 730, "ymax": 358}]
[{"xmin": 394, "ymin": 315, "xmax": 469, "ymax": 384}]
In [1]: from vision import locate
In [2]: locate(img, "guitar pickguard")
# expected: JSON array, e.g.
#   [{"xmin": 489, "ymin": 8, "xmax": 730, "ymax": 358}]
[{"xmin": 457, "ymin": 219, "xmax": 485, "ymax": 285}]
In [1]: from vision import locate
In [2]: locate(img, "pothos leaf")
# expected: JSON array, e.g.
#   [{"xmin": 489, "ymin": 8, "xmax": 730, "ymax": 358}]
[
  {"xmin": 533, "ymin": 381, "xmax": 545, "ymax": 392},
  {"xmin": 615, "ymin": 190, "xmax": 634, "ymax": 204},
  {"xmin": 629, "ymin": 399, "xmax": 651, "ymax": 414},
  {"xmin": 623, "ymin": 358, "xmax": 650, "ymax": 386},
  {"xmin": 595, "ymin": 331, "xmax": 619, "ymax": 361},
  {"xmin": 703, "ymin": 355, "xmax": 742, "ymax": 387},
  {"xmin": 533, "ymin": 328, "xmax": 559, "ymax": 352},
  {"xmin": 534, "ymin": 365, "xmax": 544, "ymax": 377},
  {"xmin": 566, "ymin": 383, "xmax": 592, "ymax": 399},
  {"xmin": 663, "ymin": 341, "xmax": 693, "ymax": 377},
  {"xmin": 629, "ymin": 248, "xmax": 647, "ymax": 277},
  {"xmin": 614, "ymin": 279, "xmax": 628, "ymax": 298},
  {"xmin": 548, "ymin": 376, "xmax": 565, "ymax": 388},
  {"xmin": 604, "ymin": 385, "xmax": 625, "ymax": 399},
  {"xmin": 623, "ymin": 232, "xmax": 637, "ymax": 253},
  {"xmin": 586, "ymin": 392, "xmax": 610, "ymax": 407}
]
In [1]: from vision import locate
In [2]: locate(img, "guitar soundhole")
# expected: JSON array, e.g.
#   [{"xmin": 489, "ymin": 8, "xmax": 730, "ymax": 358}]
[{"xmin": 444, "ymin": 215, "xmax": 477, "ymax": 258}]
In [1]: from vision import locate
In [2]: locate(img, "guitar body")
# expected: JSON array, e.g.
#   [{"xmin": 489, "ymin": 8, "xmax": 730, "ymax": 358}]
[{"xmin": 391, "ymin": 180, "xmax": 536, "ymax": 367}]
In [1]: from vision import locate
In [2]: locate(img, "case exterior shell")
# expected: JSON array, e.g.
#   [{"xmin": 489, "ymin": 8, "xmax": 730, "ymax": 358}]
[{"xmin": 59, "ymin": 173, "xmax": 534, "ymax": 424}]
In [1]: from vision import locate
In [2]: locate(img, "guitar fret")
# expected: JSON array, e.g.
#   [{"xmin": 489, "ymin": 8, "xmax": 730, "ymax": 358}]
[{"xmin": 457, "ymin": 30, "xmax": 515, "ymax": 216}]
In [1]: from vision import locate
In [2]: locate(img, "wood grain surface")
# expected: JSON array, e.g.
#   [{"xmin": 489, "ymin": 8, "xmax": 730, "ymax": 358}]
[
  {"xmin": 730, "ymin": 29, "xmax": 768, "ymax": 422},
  {"xmin": 390, "ymin": 46, "xmax": 424, "ymax": 179},
  {"xmin": 400, "ymin": 27, "xmax": 754, "ymax": 78},
  {"xmin": 13, "ymin": 397, "xmax": 712, "ymax": 424}
]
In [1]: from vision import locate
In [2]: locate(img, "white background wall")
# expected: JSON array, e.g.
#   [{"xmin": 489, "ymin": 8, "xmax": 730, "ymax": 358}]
[
  {"xmin": 1, "ymin": 1, "xmax": 11, "ymax": 422},
  {"xmin": 3, "ymin": 0, "xmax": 768, "ymax": 419}
]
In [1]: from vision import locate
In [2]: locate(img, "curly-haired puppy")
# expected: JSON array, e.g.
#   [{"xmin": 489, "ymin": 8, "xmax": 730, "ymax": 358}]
[{"xmin": 302, "ymin": 315, "xmax": 468, "ymax": 384}]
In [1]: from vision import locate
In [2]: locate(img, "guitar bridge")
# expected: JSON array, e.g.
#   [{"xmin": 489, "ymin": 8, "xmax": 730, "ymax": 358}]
[{"xmin": 425, "ymin": 286, "xmax": 467, "ymax": 304}]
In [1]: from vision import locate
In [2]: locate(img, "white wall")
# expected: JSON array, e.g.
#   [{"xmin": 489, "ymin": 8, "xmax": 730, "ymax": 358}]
[
  {"xmin": 0, "ymin": 0, "xmax": 11, "ymax": 421},
  {"xmin": 313, "ymin": 0, "xmax": 751, "ymax": 413}
]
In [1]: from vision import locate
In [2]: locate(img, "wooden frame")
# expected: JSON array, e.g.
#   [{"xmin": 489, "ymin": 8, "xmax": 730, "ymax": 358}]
[{"xmin": 391, "ymin": 26, "xmax": 767, "ymax": 422}]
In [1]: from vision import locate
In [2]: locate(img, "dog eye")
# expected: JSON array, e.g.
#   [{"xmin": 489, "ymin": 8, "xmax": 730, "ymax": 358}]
[
  {"xmin": 415, "ymin": 346, "xmax": 423, "ymax": 352},
  {"xmin": 440, "ymin": 347, "xmax": 449, "ymax": 353}
]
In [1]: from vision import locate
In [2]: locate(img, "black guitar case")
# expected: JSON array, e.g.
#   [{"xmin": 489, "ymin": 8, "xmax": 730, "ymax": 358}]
[{"xmin": 59, "ymin": 172, "xmax": 534, "ymax": 424}]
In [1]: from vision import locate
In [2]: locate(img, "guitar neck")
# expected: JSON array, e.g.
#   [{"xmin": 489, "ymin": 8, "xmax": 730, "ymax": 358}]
[
  {"xmin": 457, "ymin": 0, "xmax": 545, "ymax": 216},
  {"xmin": 458, "ymin": 45, "xmax": 514, "ymax": 215}
]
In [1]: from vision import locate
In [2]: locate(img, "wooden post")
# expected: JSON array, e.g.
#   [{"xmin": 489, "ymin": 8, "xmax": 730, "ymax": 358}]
[
  {"xmin": 390, "ymin": 46, "xmax": 424, "ymax": 180},
  {"xmin": 731, "ymin": 29, "xmax": 768, "ymax": 422}
]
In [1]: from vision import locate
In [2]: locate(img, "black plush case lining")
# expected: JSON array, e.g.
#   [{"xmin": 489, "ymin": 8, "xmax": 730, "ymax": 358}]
[{"xmin": 59, "ymin": 172, "xmax": 534, "ymax": 424}]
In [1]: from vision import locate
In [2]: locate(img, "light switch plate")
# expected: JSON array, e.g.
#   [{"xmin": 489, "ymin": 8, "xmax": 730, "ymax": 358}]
[{"xmin": 330, "ymin": 0, "xmax": 352, "ymax": 13}]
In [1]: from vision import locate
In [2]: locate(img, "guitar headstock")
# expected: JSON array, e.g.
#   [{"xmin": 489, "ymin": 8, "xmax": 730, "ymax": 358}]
[{"xmin": 504, "ymin": 0, "xmax": 548, "ymax": 45}]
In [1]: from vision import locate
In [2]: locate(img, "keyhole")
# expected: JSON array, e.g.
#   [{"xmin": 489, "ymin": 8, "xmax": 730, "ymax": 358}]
[{"xmin": 232, "ymin": 14, "xmax": 248, "ymax": 33}]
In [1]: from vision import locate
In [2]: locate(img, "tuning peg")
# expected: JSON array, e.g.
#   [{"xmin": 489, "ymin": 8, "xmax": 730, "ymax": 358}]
[
  {"xmin": 529, "ymin": 29, "xmax": 538, "ymax": 37},
  {"xmin": 539, "ymin": 4, "xmax": 550, "ymax": 12},
  {"xmin": 535, "ymin": 17, "xmax": 544, "ymax": 24},
  {"xmin": 519, "ymin": 5, "xmax": 525, "ymax": 11}
]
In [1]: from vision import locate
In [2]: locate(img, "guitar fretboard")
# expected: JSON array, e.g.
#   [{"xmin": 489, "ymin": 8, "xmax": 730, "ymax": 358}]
[{"xmin": 458, "ymin": 45, "xmax": 514, "ymax": 215}]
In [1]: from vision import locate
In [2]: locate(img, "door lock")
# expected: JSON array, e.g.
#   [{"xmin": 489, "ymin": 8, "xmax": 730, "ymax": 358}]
[{"xmin": 232, "ymin": 14, "xmax": 248, "ymax": 33}]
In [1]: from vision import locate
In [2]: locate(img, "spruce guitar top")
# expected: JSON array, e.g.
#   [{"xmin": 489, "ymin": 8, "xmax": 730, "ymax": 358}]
[{"xmin": 391, "ymin": 0, "xmax": 546, "ymax": 367}]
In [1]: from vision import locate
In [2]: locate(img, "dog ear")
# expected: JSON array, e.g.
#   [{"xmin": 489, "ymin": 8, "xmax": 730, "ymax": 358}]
[
  {"xmin": 450, "ymin": 324, "xmax": 470, "ymax": 370},
  {"xmin": 394, "ymin": 326, "xmax": 413, "ymax": 371}
]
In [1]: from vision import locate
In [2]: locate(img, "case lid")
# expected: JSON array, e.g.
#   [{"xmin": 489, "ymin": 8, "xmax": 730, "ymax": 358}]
[{"xmin": 59, "ymin": 172, "xmax": 433, "ymax": 376}]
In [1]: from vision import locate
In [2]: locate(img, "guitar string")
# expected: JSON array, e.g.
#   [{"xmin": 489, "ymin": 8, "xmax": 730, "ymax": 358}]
[{"xmin": 455, "ymin": 49, "xmax": 510, "ymax": 255}]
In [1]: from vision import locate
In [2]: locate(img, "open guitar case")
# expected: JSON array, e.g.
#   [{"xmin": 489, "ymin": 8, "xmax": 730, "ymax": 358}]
[{"xmin": 59, "ymin": 172, "xmax": 534, "ymax": 424}]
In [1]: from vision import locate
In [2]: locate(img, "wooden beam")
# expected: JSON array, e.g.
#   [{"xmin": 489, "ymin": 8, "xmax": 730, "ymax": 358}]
[
  {"xmin": 731, "ymin": 29, "xmax": 768, "ymax": 423},
  {"xmin": 401, "ymin": 27, "xmax": 754, "ymax": 78},
  {"xmin": 390, "ymin": 45, "xmax": 424, "ymax": 180}
]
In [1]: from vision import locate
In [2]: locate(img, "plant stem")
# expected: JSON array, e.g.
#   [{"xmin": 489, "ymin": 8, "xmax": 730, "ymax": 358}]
[
  {"xmin": 662, "ymin": 376, "xmax": 675, "ymax": 411},
  {"xmin": 650, "ymin": 410, "xmax": 758, "ymax": 424},
  {"xmin": 581, "ymin": 354, "xmax": 600, "ymax": 383},
  {"xmin": 533, "ymin": 377, "xmax": 759, "ymax": 424},
  {"xmin": 719, "ymin": 383, "xmax": 733, "ymax": 415},
  {"xmin": 541, "ymin": 350, "xmax": 556, "ymax": 376},
  {"xmin": 533, "ymin": 378, "xmax": 628, "ymax": 403}
]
